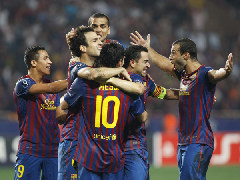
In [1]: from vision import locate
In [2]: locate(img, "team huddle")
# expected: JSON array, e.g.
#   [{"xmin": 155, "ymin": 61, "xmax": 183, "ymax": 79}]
[{"xmin": 13, "ymin": 13, "xmax": 233, "ymax": 180}]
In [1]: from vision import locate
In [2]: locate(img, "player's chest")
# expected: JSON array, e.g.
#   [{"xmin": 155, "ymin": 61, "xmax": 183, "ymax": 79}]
[
  {"xmin": 180, "ymin": 72, "xmax": 198, "ymax": 92},
  {"xmin": 37, "ymin": 94, "xmax": 57, "ymax": 111}
]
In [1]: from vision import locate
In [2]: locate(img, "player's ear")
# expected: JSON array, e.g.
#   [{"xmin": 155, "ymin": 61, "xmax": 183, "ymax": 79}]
[
  {"xmin": 129, "ymin": 59, "xmax": 136, "ymax": 68},
  {"xmin": 31, "ymin": 60, "xmax": 37, "ymax": 68},
  {"xmin": 80, "ymin": 45, "xmax": 87, "ymax": 53},
  {"xmin": 183, "ymin": 52, "xmax": 190, "ymax": 60},
  {"xmin": 118, "ymin": 58, "xmax": 124, "ymax": 67}
]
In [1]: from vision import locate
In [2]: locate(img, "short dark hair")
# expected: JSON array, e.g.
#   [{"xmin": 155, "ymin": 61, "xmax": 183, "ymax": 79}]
[
  {"xmin": 24, "ymin": 46, "xmax": 45, "ymax": 69},
  {"xmin": 88, "ymin": 13, "xmax": 110, "ymax": 27},
  {"xmin": 173, "ymin": 38, "xmax": 198, "ymax": 60},
  {"xmin": 123, "ymin": 45, "xmax": 148, "ymax": 68},
  {"xmin": 69, "ymin": 25, "xmax": 94, "ymax": 57},
  {"xmin": 94, "ymin": 43, "xmax": 124, "ymax": 68}
]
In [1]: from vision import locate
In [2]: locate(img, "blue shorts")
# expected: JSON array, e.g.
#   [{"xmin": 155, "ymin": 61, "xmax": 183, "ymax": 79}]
[
  {"xmin": 14, "ymin": 153, "xmax": 58, "ymax": 180},
  {"xmin": 177, "ymin": 144, "xmax": 213, "ymax": 180},
  {"xmin": 78, "ymin": 163, "xmax": 124, "ymax": 180},
  {"xmin": 124, "ymin": 153, "xmax": 148, "ymax": 180},
  {"xmin": 58, "ymin": 140, "xmax": 78, "ymax": 180}
]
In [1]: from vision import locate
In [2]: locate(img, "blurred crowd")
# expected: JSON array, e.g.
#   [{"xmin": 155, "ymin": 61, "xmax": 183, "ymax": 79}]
[{"xmin": 0, "ymin": 0, "xmax": 239, "ymax": 118}]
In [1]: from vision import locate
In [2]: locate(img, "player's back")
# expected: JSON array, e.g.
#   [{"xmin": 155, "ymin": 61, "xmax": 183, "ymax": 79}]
[{"xmin": 65, "ymin": 77, "xmax": 144, "ymax": 173}]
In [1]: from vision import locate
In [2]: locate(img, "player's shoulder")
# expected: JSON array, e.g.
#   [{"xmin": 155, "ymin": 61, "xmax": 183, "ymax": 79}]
[
  {"xmin": 16, "ymin": 75, "xmax": 35, "ymax": 85},
  {"xmin": 129, "ymin": 72, "xmax": 143, "ymax": 84},
  {"xmin": 201, "ymin": 65, "xmax": 214, "ymax": 72},
  {"xmin": 199, "ymin": 65, "xmax": 215, "ymax": 78},
  {"xmin": 15, "ymin": 75, "xmax": 36, "ymax": 96},
  {"xmin": 69, "ymin": 61, "xmax": 87, "ymax": 69}
]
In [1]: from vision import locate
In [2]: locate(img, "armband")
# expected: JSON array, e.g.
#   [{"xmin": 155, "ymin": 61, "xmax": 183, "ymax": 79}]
[
  {"xmin": 157, "ymin": 87, "xmax": 167, "ymax": 99},
  {"xmin": 152, "ymin": 86, "xmax": 167, "ymax": 99}
]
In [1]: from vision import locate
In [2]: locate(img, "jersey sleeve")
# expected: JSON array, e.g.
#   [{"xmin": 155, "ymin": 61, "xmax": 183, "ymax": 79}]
[
  {"xmin": 14, "ymin": 78, "xmax": 36, "ymax": 97},
  {"xmin": 55, "ymin": 94, "xmax": 60, "ymax": 107},
  {"xmin": 129, "ymin": 97, "xmax": 144, "ymax": 116},
  {"xmin": 130, "ymin": 74, "xmax": 144, "ymax": 84},
  {"xmin": 147, "ymin": 77, "xmax": 157, "ymax": 96},
  {"xmin": 64, "ymin": 77, "xmax": 84, "ymax": 107},
  {"xmin": 71, "ymin": 62, "xmax": 88, "ymax": 77},
  {"xmin": 204, "ymin": 66, "xmax": 216, "ymax": 88}
]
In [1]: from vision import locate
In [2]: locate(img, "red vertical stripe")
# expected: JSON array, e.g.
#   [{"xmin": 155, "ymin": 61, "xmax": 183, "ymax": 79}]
[{"xmin": 196, "ymin": 85, "xmax": 204, "ymax": 143}]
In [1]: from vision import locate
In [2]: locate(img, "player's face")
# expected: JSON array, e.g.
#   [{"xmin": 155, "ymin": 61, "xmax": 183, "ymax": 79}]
[
  {"xmin": 89, "ymin": 17, "xmax": 110, "ymax": 43},
  {"xmin": 134, "ymin": 51, "xmax": 150, "ymax": 77},
  {"xmin": 85, "ymin": 32, "xmax": 103, "ymax": 57},
  {"xmin": 169, "ymin": 44, "xmax": 186, "ymax": 72},
  {"xmin": 35, "ymin": 50, "xmax": 52, "ymax": 76}
]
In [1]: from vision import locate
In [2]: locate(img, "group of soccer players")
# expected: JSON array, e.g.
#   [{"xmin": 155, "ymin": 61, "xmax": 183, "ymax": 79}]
[{"xmin": 13, "ymin": 13, "xmax": 233, "ymax": 180}]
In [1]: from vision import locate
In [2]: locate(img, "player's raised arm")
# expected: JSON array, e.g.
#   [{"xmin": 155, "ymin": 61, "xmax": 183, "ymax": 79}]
[
  {"xmin": 106, "ymin": 77, "xmax": 145, "ymax": 95},
  {"xmin": 29, "ymin": 79, "xmax": 68, "ymax": 94},
  {"xmin": 77, "ymin": 66, "xmax": 132, "ymax": 82},
  {"xmin": 208, "ymin": 53, "xmax": 233, "ymax": 84},
  {"xmin": 130, "ymin": 31, "xmax": 176, "ymax": 77},
  {"xmin": 165, "ymin": 89, "xmax": 179, "ymax": 100}
]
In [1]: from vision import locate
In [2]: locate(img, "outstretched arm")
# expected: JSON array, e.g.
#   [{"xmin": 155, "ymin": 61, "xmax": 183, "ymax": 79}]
[
  {"xmin": 164, "ymin": 89, "xmax": 179, "ymax": 100},
  {"xmin": 106, "ymin": 77, "xmax": 145, "ymax": 95},
  {"xmin": 29, "ymin": 79, "xmax": 68, "ymax": 94},
  {"xmin": 77, "ymin": 67, "xmax": 132, "ymax": 83},
  {"xmin": 208, "ymin": 53, "xmax": 233, "ymax": 84},
  {"xmin": 130, "ymin": 31, "xmax": 177, "ymax": 78}
]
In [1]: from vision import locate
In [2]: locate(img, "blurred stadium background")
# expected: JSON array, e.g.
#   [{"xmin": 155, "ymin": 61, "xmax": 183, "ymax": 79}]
[{"xmin": 0, "ymin": 0, "xmax": 239, "ymax": 179}]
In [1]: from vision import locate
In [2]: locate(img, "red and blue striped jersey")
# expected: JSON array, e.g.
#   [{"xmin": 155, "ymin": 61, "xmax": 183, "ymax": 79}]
[
  {"xmin": 61, "ymin": 61, "xmax": 88, "ymax": 142},
  {"xmin": 124, "ymin": 73, "xmax": 158, "ymax": 162},
  {"xmin": 13, "ymin": 75, "xmax": 60, "ymax": 158},
  {"xmin": 175, "ymin": 65, "xmax": 216, "ymax": 149},
  {"xmin": 64, "ymin": 76, "xmax": 144, "ymax": 173}
]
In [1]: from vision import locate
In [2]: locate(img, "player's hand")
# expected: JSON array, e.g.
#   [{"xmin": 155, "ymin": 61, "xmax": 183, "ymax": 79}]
[
  {"xmin": 130, "ymin": 31, "xmax": 150, "ymax": 49},
  {"xmin": 69, "ymin": 57, "xmax": 80, "ymax": 63},
  {"xmin": 66, "ymin": 28, "xmax": 75, "ymax": 47},
  {"xmin": 224, "ymin": 53, "xmax": 233, "ymax": 76},
  {"xmin": 147, "ymin": 73, "xmax": 154, "ymax": 82},
  {"xmin": 120, "ymin": 68, "xmax": 132, "ymax": 81}
]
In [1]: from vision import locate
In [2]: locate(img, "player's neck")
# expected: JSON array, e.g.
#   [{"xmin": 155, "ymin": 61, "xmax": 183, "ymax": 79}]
[
  {"xmin": 126, "ymin": 67, "xmax": 134, "ymax": 73},
  {"xmin": 185, "ymin": 60, "xmax": 201, "ymax": 74},
  {"xmin": 80, "ymin": 54, "xmax": 95, "ymax": 66},
  {"xmin": 28, "ymin": 70, "xmax": 44, "ymax": 83}
]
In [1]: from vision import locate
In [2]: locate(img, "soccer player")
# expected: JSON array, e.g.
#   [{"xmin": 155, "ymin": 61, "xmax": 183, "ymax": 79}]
[
  {"xmin": 61, "ymin": 42, "xmax": 147, "ymax": 180},
  {"xmin": 123, "ymin": 45, "xmax": 179, "ymax": 180},
  {"xmin": 66, "ymin": 13, "xmax": 124, "ymax": 62},
  {"xmin": 130, "ymin": 32, "xmax": 233, "ymax": 180},
  {"xmin": 58, "ymin": 26, "xmax": 144, "ymax": 180},
  {"xmin": 13, "ymin": 46, "xmax": 67, "ymax": 180},
  {"xmin": 88, "ymin": 13, "xmax": 121, "ymax": 45}
]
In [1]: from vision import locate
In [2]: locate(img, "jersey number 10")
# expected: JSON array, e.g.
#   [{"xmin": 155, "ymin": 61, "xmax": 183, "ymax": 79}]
[{"xmin": 95, "ymin": 95, "xmax": 120, "ymax": 128}]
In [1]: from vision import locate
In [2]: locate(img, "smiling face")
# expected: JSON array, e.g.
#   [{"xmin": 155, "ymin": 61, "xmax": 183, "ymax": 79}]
[
  {"xmin": 84, "ymin": 31, "xmax": 103, "ymax": 57},
  {"xmin": 169, "ymin": 43, "xmax": 186, "ymax": 72},
  {"xmin": 133, "ymin": 51, "xmax": 150, "ymax": 77},
  {"xmin": 89, "ymin": 17, "xmax": 110, "ymax": 43},
  {"xmin": 34, "ymin": 50, "xmax": 52, "ymax": 76}
]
